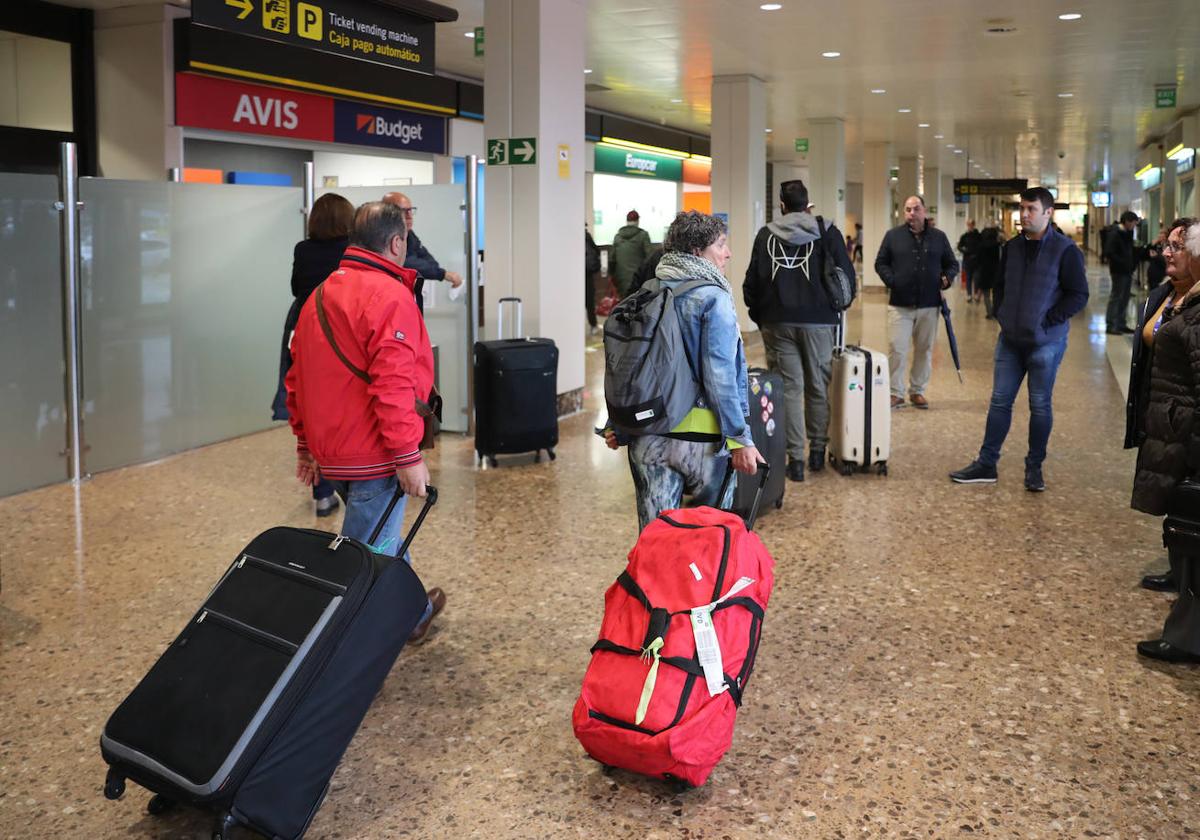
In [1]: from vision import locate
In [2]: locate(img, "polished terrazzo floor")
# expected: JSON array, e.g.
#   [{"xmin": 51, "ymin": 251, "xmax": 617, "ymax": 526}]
[{"xmin": 2, "ymin": 268, "xmax": 1198, "ymax": 839}]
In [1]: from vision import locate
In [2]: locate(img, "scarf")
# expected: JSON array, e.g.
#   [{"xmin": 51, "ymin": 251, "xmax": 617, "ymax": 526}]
[{"xmin": 653, "ymin": 251, "xmax": 732, "ymax": 294}]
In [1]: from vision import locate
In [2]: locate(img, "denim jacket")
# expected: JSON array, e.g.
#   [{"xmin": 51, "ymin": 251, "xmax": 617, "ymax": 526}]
[{"xmin": 659, "ymin": 277, "xmax": 753, "ymax": 448}]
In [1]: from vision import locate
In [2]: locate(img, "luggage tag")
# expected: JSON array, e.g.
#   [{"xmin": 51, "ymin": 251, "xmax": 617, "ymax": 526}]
[{"xmin": 690, "ymin": 576, "xmax": 756, "ymax": 697}]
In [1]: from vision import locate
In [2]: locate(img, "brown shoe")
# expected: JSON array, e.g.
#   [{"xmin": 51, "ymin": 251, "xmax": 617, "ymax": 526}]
[
  {"xmin": 890, "ymin": 395, "xmax": 906, "ymax": 409},
  {"xmin": 910, "ymin": 394, "xmax": 929, "ymax": 409},
  {"xmin": 409, "ymin": 587, "xmax": 446, "ymax": 645}
]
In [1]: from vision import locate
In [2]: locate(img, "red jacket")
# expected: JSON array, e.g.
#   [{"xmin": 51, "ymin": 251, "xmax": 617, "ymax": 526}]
[{"xmin": 285, "ymin": 247, "xmax": 434, "ymax": 480}]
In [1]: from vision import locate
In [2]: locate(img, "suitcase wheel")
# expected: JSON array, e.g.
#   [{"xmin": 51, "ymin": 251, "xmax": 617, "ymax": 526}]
[
  {"xmin": 147, "ymin": 794, "xmax": 177, "ymax": 816},
  {"xmin": 876, "ymin": 462, "xmax": 888, "ymax": 477},
  {"xmin": 547, "ymin": 448, "xmax": 557, "ymax": 461},
  {"xmin": 839, "ymin": 461, "xmax": 855, "ymax": 477},
  {"xmin": 213, "ymin": 812, "xmax": 237, "ymax": 840},
  {"xmin": 774, "ymin": 498, "xmax": 783, "ymax": 509},
  {"xmin": 103, "ymin": 770, "xmax": 125, "ymax": 801}
]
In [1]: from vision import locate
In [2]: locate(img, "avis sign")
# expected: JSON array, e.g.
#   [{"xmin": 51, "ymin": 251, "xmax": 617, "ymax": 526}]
[{"xmin": 487, "ymin": 137, "xmax": 537, "ymax": 165}]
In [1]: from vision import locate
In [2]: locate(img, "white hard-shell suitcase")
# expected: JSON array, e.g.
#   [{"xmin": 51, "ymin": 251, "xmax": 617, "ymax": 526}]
[{"xmin": 828, "ymin": 316, "xmax": 890, "ymax": 476}]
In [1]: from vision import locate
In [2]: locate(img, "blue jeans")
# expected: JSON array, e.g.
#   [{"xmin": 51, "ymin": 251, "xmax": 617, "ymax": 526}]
[
  {"xmin": 330, "ymin": 475, "xmax": 432, "ymax": 623},
  {"xmin": 978, "ymin": 334, "xmax": 1068, "ymax": 469}
]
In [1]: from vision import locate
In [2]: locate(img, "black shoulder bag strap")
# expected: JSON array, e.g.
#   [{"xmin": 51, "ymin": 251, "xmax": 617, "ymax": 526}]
[{"xmin": 314, "ymin": 283, "xmax": 371, "ymax": 383}]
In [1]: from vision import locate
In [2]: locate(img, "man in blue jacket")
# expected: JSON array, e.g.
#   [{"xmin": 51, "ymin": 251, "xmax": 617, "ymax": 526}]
[
  {"xmin": 383, "ymin": 192, "xmax": 463, "ymax": 313},
  {"xmin": 875, "ymin": 195, "xmax": 960, "ymax": 409},
  {"xmin": 950, "ymin": 187, "xmax": 1089, "ymax": 491}
]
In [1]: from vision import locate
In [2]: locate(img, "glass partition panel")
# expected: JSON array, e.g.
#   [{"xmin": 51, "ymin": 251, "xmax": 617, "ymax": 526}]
[
  {"xmin": 0, "ymin": 173, "xmax": 67, "ymax": 496},
  {"xmin": 79, "ymin": 179, "xmax": 303, "ymax": 472},
  {"xmin": 316, "ymin": 184, "xmax": 469, "ymax": 432}
]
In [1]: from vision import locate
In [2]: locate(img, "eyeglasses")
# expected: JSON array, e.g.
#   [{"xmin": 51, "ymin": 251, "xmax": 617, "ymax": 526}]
[
  {"xmin": 400, "ymin": 206, "xmax": 417, "ymax": 214},
  {"xmin": 1162, "ymin": 240, "xmax": 1186, "ymax": 253}
]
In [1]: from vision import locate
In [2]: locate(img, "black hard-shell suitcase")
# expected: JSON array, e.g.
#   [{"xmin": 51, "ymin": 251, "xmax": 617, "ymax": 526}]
[
  {"xmin": 100, "ymin": 487, "xmax": 437, "ymax": 840},
  {"xmin": 474, "ymin": 296, "xmax": 559, "ymax": 465},
  {"xmin": 733, "ymin": 368, "xmax": 786, "ymax": 518}
]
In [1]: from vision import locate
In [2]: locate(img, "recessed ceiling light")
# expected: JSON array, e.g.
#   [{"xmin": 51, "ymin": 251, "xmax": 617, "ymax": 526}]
[
  {"xmin": 918, "ymin": 123, "xmax": 930, "ymax": 128},
  {"xmin": 898, "ymin": 108, "xmax": 912, "ymax": 113},
  {"xmin": 954, "ymin": 149, "xmax": 964, "ymax": 154},
  {"xmin": 934, "ymin": 134, "xmax": 944, "ymax": 139},
  {"xmin": 822, "ymin": 51, "xmax": 841, "ymax": 58},
  {"xmin": 760, "ymin": 3, "xmax": 783, "ymax": 9},
  {"xmin": 871, "ymin": 89, "xmax": 887, "ymax": 94},
  {"xmin": 1058, "ymin": 12, "xmax": 1082, "ymax": 20},
  {"xmin": 1057, "ymin": 92, "xmax": 1073, "ymax": 98},
  {"xmin": 464, "ymin": 31, "xmax": 475, "ymax": 37},
  {"xmin": 670, "ymin": 98, "xmax": 683, "ymax": 104},
  {"xmin": 946, "ymin": 144, "xmax": 955, "ymax": 149},
  {"xmin": 765, "ymin": 128, "xmax": 773, "ymax": 133},
  {"xmin": 584, "ymin": 68, "xmax": 593, "ymax": 74}
]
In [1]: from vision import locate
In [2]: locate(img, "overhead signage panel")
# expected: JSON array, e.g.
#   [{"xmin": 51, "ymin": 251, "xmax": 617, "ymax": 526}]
[
  {"xmin": 192, "ymin": 0, "xmax": 435, "ymax": 75},
  {"xmin": 594, "ymin": 145, "xmax": 683, "ymax": 181},
  {"xmin": 953, "ymin": 178, "xmax": 1028, "ymax": 202}
]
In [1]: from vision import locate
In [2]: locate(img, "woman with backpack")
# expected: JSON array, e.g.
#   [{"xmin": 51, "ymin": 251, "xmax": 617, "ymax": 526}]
[{"xmin": 603, "ymin": 210, "xmax": 763, "ymax": 531}]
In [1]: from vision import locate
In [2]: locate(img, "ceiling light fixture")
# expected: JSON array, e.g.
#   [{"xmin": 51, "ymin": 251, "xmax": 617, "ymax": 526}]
[
  {"xmin": 599, "ymin": 137, "xmax": 690, "ymax": 159},
  {"xmin": 1058, "ymin": 12, "xmax": 1082, "ymax": 20},
  {"xmin": 760, "ymin": 3, "xmax": 783, "ymax": 9},
  {"xmin": 765, "ymin": 128, "xmax": 773, "ymax": 133},
  {"xmin": 1134, "ymin": 163, "xmax": 1158, "ymax": 179},
  {"xmin": 464, "ymin": 31, "xmax": 475, "ymax": 37},
  {"xmin": 584, "ymin": 68, "xmax": 593, "ymax": 74},
  {"xmin": 822, "ymin": 51, "xmax": 841, "ymax": 58},
  {"xmin": 1057, "ymin": 92, "xmax": 1073, "ymax": 98},
  {"xmin": 898, "ymin": 108, "xmax": 912, "ymax": 113},
  {"xmin": 670, "ymin": 98, "xmax": 683, "ymax": 103},
  {"xmin": 1167, "ymin": 143, "xmax": 1195, "ymax": 162},
  {"xmin": 954, "ymin": 149, "xmax": 964, "ymax": 154},
  {"xmin": 934, "ymin": 134, "xmax": 944, "ymax": 139},
  {"xmin": 871, "ymin": 89, "xmax": 886, "ymax": 94},
  {"xmin": 918, "ymin": 123, "xmax": 930, "ymax": 128}
]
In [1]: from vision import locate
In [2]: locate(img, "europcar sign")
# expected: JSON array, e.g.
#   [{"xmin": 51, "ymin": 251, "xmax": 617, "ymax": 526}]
[{"xmin": 595, "ymin": 145, "xmax": 683, "ymax": 181}]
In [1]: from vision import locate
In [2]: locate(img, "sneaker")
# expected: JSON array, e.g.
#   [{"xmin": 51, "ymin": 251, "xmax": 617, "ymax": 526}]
[
  {"xmin": 807, "ymin": 447, "xmax": 826, "ymax": 473},
  {"xmin": 786, "ymin": 459, "xmax": 805, "ymax": 482},
  {"xmin": 315, "ymin": 495, "xmax": 341, "ymax": 517},
  {"xmin": 949, "ymin": 461, "xmax": 998, "ymax": 484},
  {"xmin": 1024, "ymin": 465, "xmax": 1045, "ymax": 492}
]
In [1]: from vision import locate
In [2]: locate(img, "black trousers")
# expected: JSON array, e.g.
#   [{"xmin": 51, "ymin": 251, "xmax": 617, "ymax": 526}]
[{"xmin": 1162, "ymin": 550, "xmax": 1200, "ymax": 655}]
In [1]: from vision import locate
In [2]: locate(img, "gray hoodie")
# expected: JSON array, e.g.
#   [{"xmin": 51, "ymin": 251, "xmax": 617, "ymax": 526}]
[{"xmin": 744, "ymin": 212, "xmax": 853, "ymax": 326}]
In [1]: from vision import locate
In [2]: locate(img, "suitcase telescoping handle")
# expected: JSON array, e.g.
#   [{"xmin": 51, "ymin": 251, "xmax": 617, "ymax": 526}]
[
  {"xmin": 497, "ymin": 296, "xmax": 522, "ymax": 340},
  {"xmin": 717, "ymin": 461, "xmax": 771, "ymax": 531},
  {"xmin": 367, "ymin": 485, "xmax": 439, "ymax": 560}
]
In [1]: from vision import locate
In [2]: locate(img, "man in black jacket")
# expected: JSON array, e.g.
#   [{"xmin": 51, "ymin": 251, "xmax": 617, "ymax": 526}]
[
  {"xmin": 383, "ymin": 192, "xmax": 463, "ymax": 313},
  {"xmin": 874, "ymin": 195, "xmax": 960, "ymax": 409},
  {"xmin": 1104, "ymin": 210, "xmax": 1139, "ymax": 335},
  {"xmin": 744, "ymin": 179, "xmax": 856, "ymax": 481}
]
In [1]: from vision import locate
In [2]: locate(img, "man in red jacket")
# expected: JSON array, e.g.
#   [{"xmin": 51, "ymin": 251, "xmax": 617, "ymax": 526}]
[{"xmin": 286, "ymin": 200, "xmax": 445, "ymax": 642}]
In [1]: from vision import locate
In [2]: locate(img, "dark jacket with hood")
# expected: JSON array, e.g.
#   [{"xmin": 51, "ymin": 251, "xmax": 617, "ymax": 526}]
[
  {"xmin": 743, "ymin": 212, "xmax": 854, "ymax": 326},
  {"xmin": 1104, "ymin": 226, "xmax": 1135, "ymax": 275},
  {"xmin": 874, "ymin": 223, "xmax": 959, "ymax": 308},
  {"xmin": 994, "ymin": 226, "xmax": 1089, "ymax": 348},
  {"xmin": 1125, "ymin": 282, "xmax": 1176, "ymax": 449},
  {"xmin": 611, "ymin": 223, "xmax": 653, "ymax": 292},
  {"xmin": 1131, "ymin": 289, "xmax": 1200, "ymax": 516}
]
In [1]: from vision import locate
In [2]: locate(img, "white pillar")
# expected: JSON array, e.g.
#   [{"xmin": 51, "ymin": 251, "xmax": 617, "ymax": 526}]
[
  {"xmin": 712, "ymin": 74, "xmax": 766, "ymax": 331},
  {"xmin": 925, "ymin": 166, "xmax": 940, "ymax": 225},
  {"xmin": 807, "ymin": 117, "xmax": 845, "ymax": 228},
  {"xmin": 862, "ymin": 142, "xmax": 892, "ymax": 288},
  {"xmin": 897, "ymin": 155, "xmax": 922, "ymax": 205},
  {"xmin": 942, "ymin": 172, "xmax": 961, "ymax": 248},
  {"xmin": 484, "ymin": 0, "xmax": 586, "ymax": 403}
]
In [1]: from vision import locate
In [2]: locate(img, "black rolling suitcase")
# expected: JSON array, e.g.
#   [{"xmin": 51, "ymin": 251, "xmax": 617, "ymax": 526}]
[
  {"xmin": 474, "ymin": 296, "xmax": 559, "ymax": 466},
  {"xmin": 732, "ymin": 368, "xmax": 786, "ymax": 519},
  {"xmin": 100, "ymin": 487, "xmax": 437, "ymax": 840}
]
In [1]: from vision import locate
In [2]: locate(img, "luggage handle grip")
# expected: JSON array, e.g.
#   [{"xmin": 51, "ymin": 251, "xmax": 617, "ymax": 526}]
[
  {"xmin": 497, "ymin": 296, "xmax": 522, "ymax": 340},
  {"xmin": 367, "ymin": 485, "xmax": 439, "ymax": 559},
  {"xmin": 717, "ymin": 461, "xmax": 770, "ymax": 531}
]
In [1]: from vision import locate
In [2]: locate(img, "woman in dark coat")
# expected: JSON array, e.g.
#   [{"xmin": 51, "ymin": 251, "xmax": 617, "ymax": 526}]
[
  {"xmin": 1130, "ymin": 217, "xmax": 1200, "ymax": 663},
  {"xmin": 271, "ymin": 193, "xmax": 354, "ymax": 516},
  {"xmin": 973, "ymin": 225, "xmax": 1003, "ymax": 319}
]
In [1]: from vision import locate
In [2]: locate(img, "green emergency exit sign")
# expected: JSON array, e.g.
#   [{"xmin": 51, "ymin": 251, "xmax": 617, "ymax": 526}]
[
  {"xmin": 1156, "ymin": 87, "xmax": 1176, "ymax": 109},
  {"xmin": 795, "ymin": 138, "xmax": 809, "ymax": 153}
]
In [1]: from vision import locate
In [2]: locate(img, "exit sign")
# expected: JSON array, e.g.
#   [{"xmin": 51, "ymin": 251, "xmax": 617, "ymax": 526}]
[
  {"xmin": 1157, "ymin": 87, "xmax": 1177, "ymax": 109},
  {"xmin": 795, "ymin": 138, "xmax": 809, "ymax": 153}
]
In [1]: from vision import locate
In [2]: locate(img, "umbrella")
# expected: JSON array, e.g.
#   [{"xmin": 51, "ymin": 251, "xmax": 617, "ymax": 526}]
[{"xmin": 939, "ymin": 296, "xmax": 964, "ymax": 383}]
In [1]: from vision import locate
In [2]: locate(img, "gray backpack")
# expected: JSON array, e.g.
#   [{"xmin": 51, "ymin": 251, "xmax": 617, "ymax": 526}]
[{"xmin": 603, "ymin": 278, "xmax": 718, "ymax": 436}]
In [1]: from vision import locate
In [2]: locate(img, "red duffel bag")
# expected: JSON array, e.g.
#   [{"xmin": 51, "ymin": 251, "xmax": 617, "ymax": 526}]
[{"xmin": 572, "ymin": 498, "xmax": 775, "ymax": 787}]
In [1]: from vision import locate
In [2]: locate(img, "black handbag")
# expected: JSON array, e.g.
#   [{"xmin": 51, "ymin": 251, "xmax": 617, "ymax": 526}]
[{"xmin": 817, "ymin": 216, "xmax": 856, "ymax": 311}]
